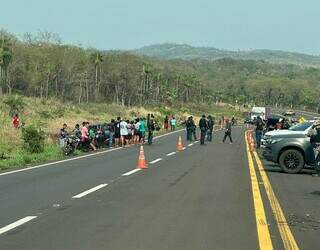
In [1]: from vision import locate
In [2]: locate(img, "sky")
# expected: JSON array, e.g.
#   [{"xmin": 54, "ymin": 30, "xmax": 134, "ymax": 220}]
[{"xmin": 0, "ymin": 0, "xmax": 319, "ymax": 55}]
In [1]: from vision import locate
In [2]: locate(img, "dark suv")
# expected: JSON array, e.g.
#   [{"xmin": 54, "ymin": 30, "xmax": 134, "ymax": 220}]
[{"xmin": 263, "ymin": 133, "xmax": 315, "ymax": 174}]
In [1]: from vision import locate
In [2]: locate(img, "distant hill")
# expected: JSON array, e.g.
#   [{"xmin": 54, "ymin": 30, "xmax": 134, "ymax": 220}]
[{"xmin": 135, "ymin": 43, "xmax": 320, "ymax": 66}]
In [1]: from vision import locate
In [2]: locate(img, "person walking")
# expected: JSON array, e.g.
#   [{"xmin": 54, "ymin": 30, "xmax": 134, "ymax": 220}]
[
  {"xmin": 222, "ymin": 119, "xmax": 233, "ymax": 144},
  {"xmin": 207, "ymin": 115, "xmax": 214, "ymax": 141},
  {"xmin": 255, "ymin": 116, "xmax": 264, "ymax": 148},
  {"xmin": 199, "ymin": 115, "xmax": 208, "ymax": 145}
]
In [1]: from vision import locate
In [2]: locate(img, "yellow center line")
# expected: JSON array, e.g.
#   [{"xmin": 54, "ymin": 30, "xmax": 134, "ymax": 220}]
[
  {"xmin": 252, "ymin": 151, "xmax": 299, "ymax": 250},
  {"xmin": 245, "ymin": 132, "xmax": 273, "ymax": 250}
]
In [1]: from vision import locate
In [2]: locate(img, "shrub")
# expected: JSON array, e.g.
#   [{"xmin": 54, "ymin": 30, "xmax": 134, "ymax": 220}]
[
  {"xmin": 21, "ymin": 125, "xmax": 45, "ymax": 153},
  {"xmin": 3, "ymin": 94, "xmax": 26, "ymax": 116}
]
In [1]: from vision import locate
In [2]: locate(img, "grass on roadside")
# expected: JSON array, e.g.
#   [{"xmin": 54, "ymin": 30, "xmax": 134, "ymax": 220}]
[{"xmin": 0, "ymin": 96, "xmax": 246, "ymax": 170}]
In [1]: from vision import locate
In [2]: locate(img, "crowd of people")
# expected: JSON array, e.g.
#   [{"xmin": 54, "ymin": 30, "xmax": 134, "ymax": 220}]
[
  {"xmin": 58, "ymin": 113, "xmax": 239, "ymax": 154},
  {"xmin": 58, "ymin": 114, "xmax": 164, "ymax": 154},
  {"xmin": 185, "ymin": 115, "xmax": 236, "ymax": 145}
]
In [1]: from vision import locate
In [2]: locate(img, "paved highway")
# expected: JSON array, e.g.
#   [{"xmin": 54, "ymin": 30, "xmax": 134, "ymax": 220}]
[{"xmin": 0, "ymin": 126, "xmax": 319, "ymax": 249}]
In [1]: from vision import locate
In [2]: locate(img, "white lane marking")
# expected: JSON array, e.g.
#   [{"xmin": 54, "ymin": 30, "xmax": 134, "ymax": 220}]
[
  {"xmin": 0, "ymin": 216, "xmax": 37, "ymax": 235},
  {"xmin": 72, "ymin": 184, "xmax": 108, "ymax": 199},
  {"xmin": 167, "ymin": 152, "xmax": 176, "ymax": 156},
  {"xmin": 150, "ymin": 158, "xmax": 162, "ymax": 164},
  {"xmin": 188, "ymin": 143, "xmax": 193, "ymax": 147},
  {"xmin": 122, "ymin": 169, "xmax": 141, "ymax": 176},
  {"xmin": 0, "ymin": 129, "xmax": 185, "ymax": 177}
]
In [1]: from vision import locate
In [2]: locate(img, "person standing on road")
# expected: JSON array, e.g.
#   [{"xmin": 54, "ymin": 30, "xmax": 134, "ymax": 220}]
[
  {"xmin": 190, "ymin": 116, "xmax": 197, "ymax": 141},
  {"xmin": 185, "ymin": 116, "xmax": 192, "ymax": 141},
  {"xmin": 207, "ymin": 115, "xmax": 214, "ymax": 141},
  {"xmin": 120, "ymin": 119, "xmax": 129, "ymax": 147},
  {"xmin": 114, "ymin": 117, "xmax": 121, "ymax": 147},
  {"xmin": 134, "ymin": 118, "xmax": 141, "ymax": 145},
  {"xmin": 308, "ymin": 122, "xmax": 320, "ymax": 177},
  {"xmin": 108, "ymin": 119, "xmax": 115, "ymax": 148},
  {"xmin": 139, "ymin": 118, "xmax": 146, "ymax": 144},
  {"xmin": 199, "ymin": 115, "xmax": 208, "ymax": 145},
  {"xmin": 147, "ymin": 114, "xmax": 156, "ymax": 145},
  {"xmin": 222, "ymin": 119, "xmax": 233, "ymax": 144},
  {"xmin": 255, "ymin": 116, "xmax": 264, "ymax": 148}
]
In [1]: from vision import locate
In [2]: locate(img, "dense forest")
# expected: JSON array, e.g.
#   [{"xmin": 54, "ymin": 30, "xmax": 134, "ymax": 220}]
[{"xmin": 1, "ymin": 29, "xmax": 320, "ymax": 110}]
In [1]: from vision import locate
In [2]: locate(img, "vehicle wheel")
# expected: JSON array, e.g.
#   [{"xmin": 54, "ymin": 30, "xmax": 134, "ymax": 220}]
[{"xmin": 279, "ymin": 149, "xmax": 304, "ymax": 174}]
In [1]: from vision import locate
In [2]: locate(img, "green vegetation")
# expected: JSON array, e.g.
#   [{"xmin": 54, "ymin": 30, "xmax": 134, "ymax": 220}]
[
  {"xmin": 1, "ymin": 28, "xmax": 319, "ymax": 169},
  {"xmin": 0, "ymin": 30, "xmax": 320, "ymax": 111},
  {"xmin": 0, "ymin": 96, "xmax": 241, "ymax": 170}
]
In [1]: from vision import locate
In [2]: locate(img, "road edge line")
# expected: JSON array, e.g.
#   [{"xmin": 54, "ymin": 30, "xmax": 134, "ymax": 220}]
[
  {"xmin": 253, "ymin": 151, "xmax": 299, "ymax": 250},
  {"xmin": 245, "ymin": 131, "xmax": 273, "ymax": 250},
  {"xmin": 0, "ymin": 129, "xmax": 185, "ymax": 177}
]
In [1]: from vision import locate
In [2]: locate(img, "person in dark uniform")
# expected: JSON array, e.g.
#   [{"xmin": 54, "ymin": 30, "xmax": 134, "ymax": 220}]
[
  {"xmin": 255, "ymin": 116, "xmax": 265, "ymax": 148},
  {"xmin": 147, "ymin": 114, "xmax": 156, "ymax": 145},
  {"xmin": 190, "ymin": 116, "xmax": 197, "ymax": 141},
  {"xmin": 186, "ymin": 116, "xmax": 197, "ymax": 141},
  {"xmin": 114, "ymin": 117, "xmax": 121, "ymax": 147},
  {"xmin": 207, "ymin": 115, "xmax": 214, "ymax": 141},
  {"xmin": 308, "ymin": 122, "xmax": 320, "ymax": 177},
  {"xmin": 222, "ymin": 119, "xmax": 233, "ymax": 144},
  {"xmin": 199, "ymin": 115, "xmax": 208, "ymax": 145},
  {"xmin": 185, "ymin": 116, "xmax": 192, "ymax": 141}
]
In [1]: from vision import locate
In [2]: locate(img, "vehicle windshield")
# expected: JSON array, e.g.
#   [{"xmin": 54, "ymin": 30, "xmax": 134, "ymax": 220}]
[{"xmin": 289, "ymin": 122, "xmax": 312, "ymax": 131}]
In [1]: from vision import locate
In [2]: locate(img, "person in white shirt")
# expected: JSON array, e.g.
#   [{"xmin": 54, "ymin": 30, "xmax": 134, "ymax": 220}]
[
  {"xmin": 120, "ymin": 119, "xmax": 129, "ymax": 147},
  {"xmin": 134, "ymin": 118, "xmax": 141, "ymax": 145}
]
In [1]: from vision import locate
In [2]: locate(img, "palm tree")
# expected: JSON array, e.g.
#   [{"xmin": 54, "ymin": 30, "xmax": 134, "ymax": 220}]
[
  {"xmin": 90, "ymin": 51, "xmax": 103, "ymax": 100},
  {"xmin": 0, "ymin": 34, "xmax": 13, "ymax": 96}
]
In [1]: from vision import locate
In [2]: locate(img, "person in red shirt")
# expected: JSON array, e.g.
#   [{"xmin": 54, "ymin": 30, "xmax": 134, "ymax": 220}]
[
  {"xmin": 164, "ymin": 116, "xmax": 169, "ymax": 131},
  {"xmin": 12, "ymin": 114, "xmax": 20, "ymax": 128}
]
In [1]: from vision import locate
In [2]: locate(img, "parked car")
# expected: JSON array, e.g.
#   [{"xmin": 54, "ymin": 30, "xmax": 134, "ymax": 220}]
[
  {"xmin": 262, "ymin": 121, "xmax": 316, "ymax": 174},
  {"xmin": 283, "ymin": 110, "xmax": 296, "ymax": 116},
  {"xmin": 265, "ymin": 114, "xmax": 289, "ymax": 132}
]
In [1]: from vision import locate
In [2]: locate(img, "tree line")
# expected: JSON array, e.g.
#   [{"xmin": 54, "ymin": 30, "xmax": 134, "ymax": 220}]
[{"xmin": 1, "ymin": 29, "xmax": 320, "ymax": 110}]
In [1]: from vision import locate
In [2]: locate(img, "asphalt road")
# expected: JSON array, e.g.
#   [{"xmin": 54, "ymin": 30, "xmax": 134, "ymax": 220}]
[{"xmin": 0, "ymin": 126, "xmax": 319, "ymax": 249}]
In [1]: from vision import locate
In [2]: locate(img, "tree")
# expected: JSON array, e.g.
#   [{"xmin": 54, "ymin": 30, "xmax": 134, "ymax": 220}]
[
  {"xmin": 0, "ymin": 31, "xmax": 13, "ymax": 96},
  {"xmin": 90, "ymin": 51, "xmax": 103, "ymax": 101}
]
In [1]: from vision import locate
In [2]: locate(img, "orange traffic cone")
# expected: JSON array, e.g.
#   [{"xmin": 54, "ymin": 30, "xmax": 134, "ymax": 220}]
[
  {"xmin": 177, "ymin": 136, "xmax": 184, "ymax": 151},
  {"xmin": 137, "ymin": 145, "xmax": 148, "ymax": 169},
  {"xmin": 250, "ymin": 134, "xmax": 255, "ymax": 151}
]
